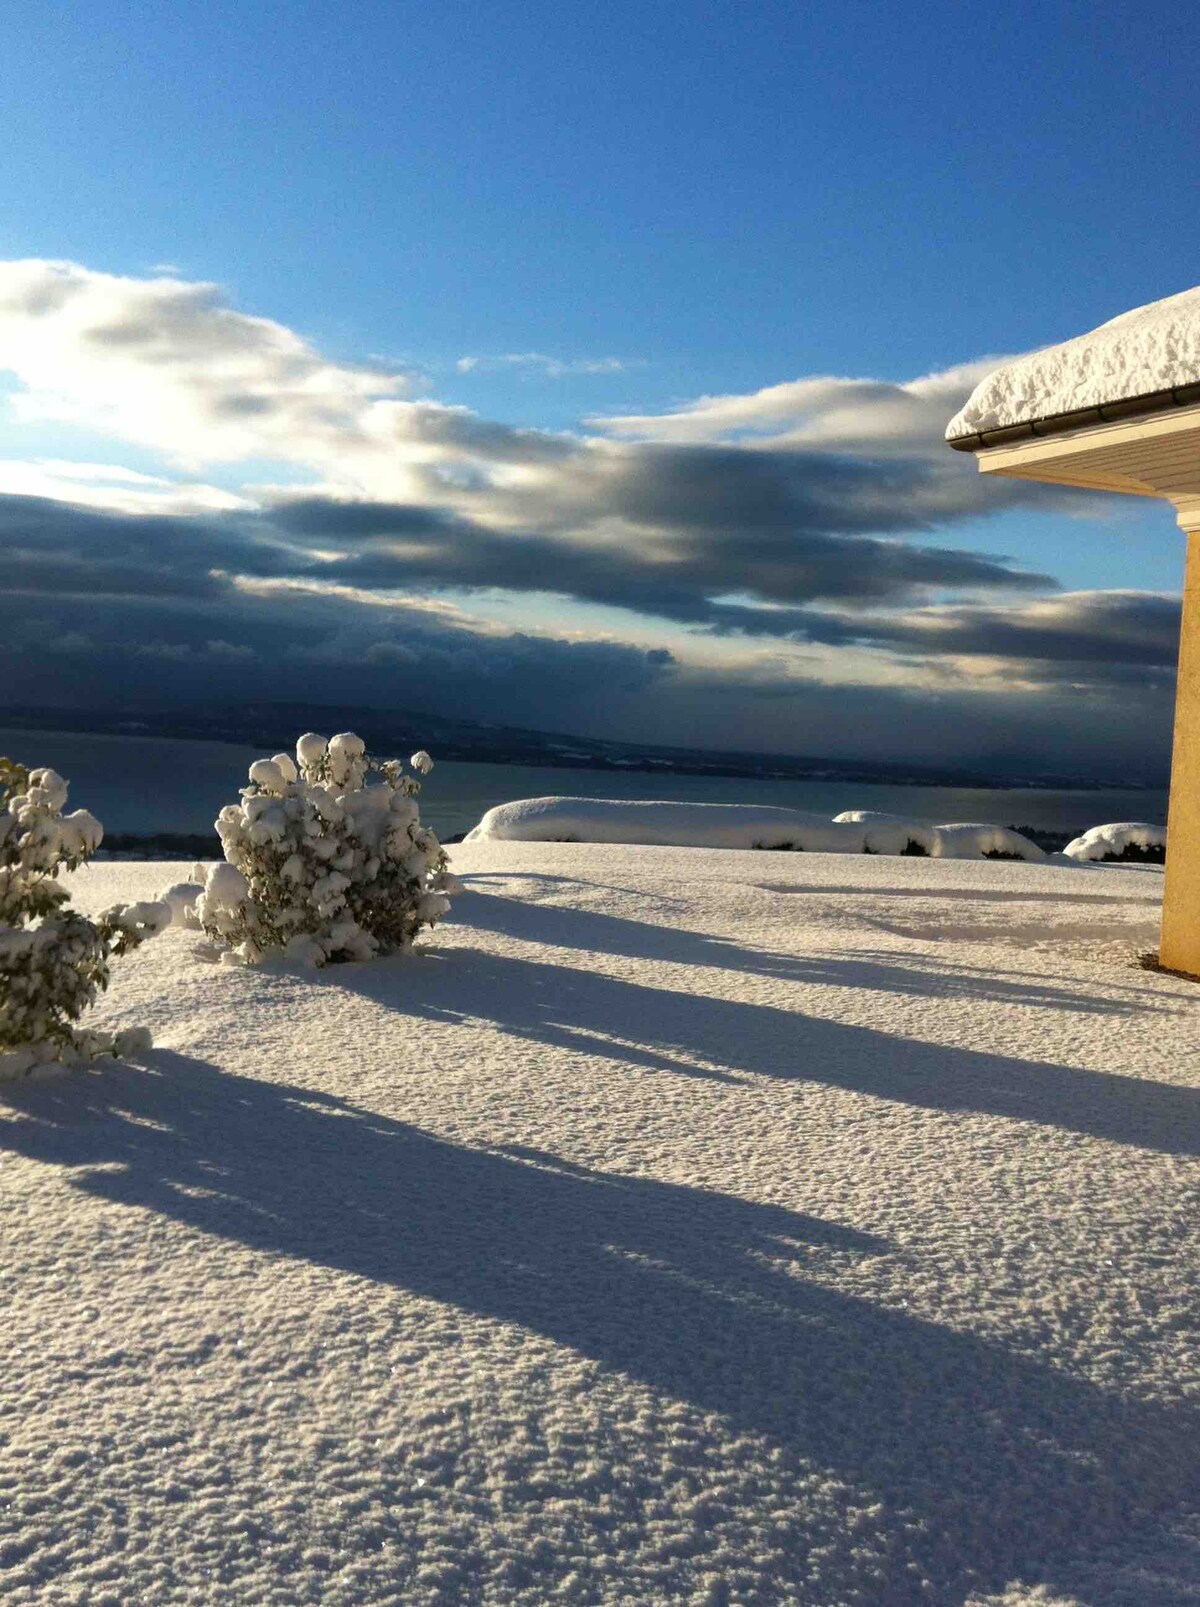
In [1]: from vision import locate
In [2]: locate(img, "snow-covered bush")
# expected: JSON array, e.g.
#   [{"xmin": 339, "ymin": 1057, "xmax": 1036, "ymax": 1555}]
[
  {"xmin": 191, "ymin": 734, "xmax": 459, "ymax": 966},
  {"xmin": 832, "ymin": 811, "xmax": 936, "ymax": 856},
  {"xmin": 0, "ymin": 757, "xmax": 168, "ymax": 1080},
  {"xmin": 467, "ymin": 797, "xmax": 874, "ymax": 850},
  {"xmin": 465, "ymin": 797, "xmax": 1045, "ymax": 860},
  {"xmin": 1063, "ymin": 822, "xmax": 1166, "ymax": 864},
  {"xmin": 930, "ymin": 823, "xmax": 1045, "ymax": 862}
]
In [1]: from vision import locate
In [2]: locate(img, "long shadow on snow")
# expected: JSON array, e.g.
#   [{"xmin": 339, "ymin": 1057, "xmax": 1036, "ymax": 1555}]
[
  {"xmin": 466, "ymin": 869, "xmax": 1162, "ymax": 907},
  {"xmin": 752, "ymin": 881, "xmax": 1162, "ymax": 905},
  {"xmin": 451, "ymin": 889, "xmax": 1171, "ymax": 1016},
  {"xmin": 2, "ymin": 1052, "xmax": 1195, "ymax": 1604},
  {"xmin": 418, "ymin": 916, "xmax": 1195, "ymax": 1155}
]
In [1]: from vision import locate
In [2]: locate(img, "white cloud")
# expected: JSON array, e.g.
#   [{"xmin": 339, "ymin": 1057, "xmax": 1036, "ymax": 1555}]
[
  {"xmin": 204, "ymin": 638, "xmax": 256, "ymax": 660},
  {"xmin": 1, "ymin": 257, "xmax": 1173, "ymax": 775},
  {"xmin": 0, "ymin": 259, "xmax": 417, "ymax": 476},
  {"xmin": 0, "ymin": 457, "xmax": 251, "ymax": 515},
  {"xmin": 0, "ymin": 260, "xmax": 1069, "ymax": 539},
  {"xmin": 0, "ymin": 261, "xmax": 1104, "ymax": 644},
  {"xmin": 455, "ymin": 352, "xmax": 633, "ymax": 378},
  {"xmin": 590, "ymin": 362, "xmax": 1014, "ymax": 455}
]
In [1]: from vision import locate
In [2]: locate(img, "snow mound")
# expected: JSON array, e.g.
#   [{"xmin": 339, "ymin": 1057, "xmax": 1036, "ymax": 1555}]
[
  {"xmin": 1063, "ymin": 821, "xmax": 1167, "ymax": 863},
  {"xmin": 156, "ymin": 879, "xmax": 204, "ymax": 926},
  {"xmin": 946, "ymin": 284, "xmax": 1200, "ymax": 439},
  {"xmin": 832, "ymin": 810, "xmax": 940, "ymax": 855},
  {"xmin": 467, "ymin": 797, "xmax": 1043, "ymax": 860},
  {"xmin": 930, "ymin": 823, "xmax": 1045, "ymax": 862},
  {"xmin": 466, "ymin": 796, "xmax": 867, "ymax": 851}
]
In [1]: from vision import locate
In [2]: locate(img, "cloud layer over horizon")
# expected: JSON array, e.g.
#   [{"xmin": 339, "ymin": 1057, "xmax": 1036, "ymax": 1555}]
[{"xmin": 0, "ymin": 259, "xmax": 1180, "ymax": 779}]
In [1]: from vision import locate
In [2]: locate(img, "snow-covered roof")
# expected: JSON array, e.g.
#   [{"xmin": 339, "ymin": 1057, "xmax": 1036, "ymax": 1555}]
[{"xmin": 946, "ymin": 286, "xmax": 1200, "ymax": 446}]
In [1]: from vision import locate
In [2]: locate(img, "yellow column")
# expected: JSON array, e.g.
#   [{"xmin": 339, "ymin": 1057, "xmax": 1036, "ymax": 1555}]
[{"xmin": 1160, "ymin": 525, "xmax": 1200, "ymax": 974}]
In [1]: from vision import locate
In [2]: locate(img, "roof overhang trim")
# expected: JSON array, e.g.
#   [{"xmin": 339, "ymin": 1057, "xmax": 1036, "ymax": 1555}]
[{"xmin": 948, "ymin": 379, "xmax": 1200, "ymax": 453}]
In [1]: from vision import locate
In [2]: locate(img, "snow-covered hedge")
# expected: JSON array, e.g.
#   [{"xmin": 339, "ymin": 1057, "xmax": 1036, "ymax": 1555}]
[
  {"xmin": 1063, "ymin": 822, "xmax": 1166, "ymax": 864},
  {"xmin": 179, "ymin": 734, "xmax": 459, "ymax": 967},
  {"xmin": 466, "ymin": 797, "xmax": 868, "ymax": 851},
  {"xmin": 832, "ymin": 811, "xmax": 940, "ymax": 856},
  {"xmin": 0, "ymin": 758, "xmax": 168, "ymax": 1080},
  {"xmin": 465, "ymin": 797, "xmax": 1045, "ymax": 860},
  {"xmin": 927, "ymin": 823, "xmax": 1044, "ymax": 862}
]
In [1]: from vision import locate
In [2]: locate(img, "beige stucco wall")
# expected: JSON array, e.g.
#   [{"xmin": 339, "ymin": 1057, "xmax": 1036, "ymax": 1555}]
[
  {"xmin": 975, "ymin": 413, "xmax": 1200, "ymax": 975},
  {"xmin": 1160, "ymin": 527, "xmax": 1200, "ymax": 973}
]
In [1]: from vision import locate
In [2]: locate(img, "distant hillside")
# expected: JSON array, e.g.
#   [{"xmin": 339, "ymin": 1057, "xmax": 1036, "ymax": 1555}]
[{"xmin": 0, "ymin": 701, "xmax": 1162, "ymax": 792}]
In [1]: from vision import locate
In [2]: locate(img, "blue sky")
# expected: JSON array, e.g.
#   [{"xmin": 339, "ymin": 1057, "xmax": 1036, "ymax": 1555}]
[{"xmin": 1, "ymin": 1, "xmax": 1197, "ymax": 777}]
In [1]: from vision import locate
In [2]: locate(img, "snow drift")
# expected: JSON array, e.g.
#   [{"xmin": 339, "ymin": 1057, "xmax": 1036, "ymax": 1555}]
[
  {"xmin": 929, "ymin": 822, "xmax": 1045, "ymax": 861},
  {"xmin": 466, "ymin": 796, "xmax": 1046, "ymax": 860}
]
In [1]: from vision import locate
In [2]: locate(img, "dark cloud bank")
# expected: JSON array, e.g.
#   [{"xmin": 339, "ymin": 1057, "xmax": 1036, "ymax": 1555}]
[
  {"xmin": 0, "ymin": 472, "xmax": 1179, "ymax": 781},
  {"xmin": 0, "ymin": 259, "xmax": 1179, "ymax": 779}
]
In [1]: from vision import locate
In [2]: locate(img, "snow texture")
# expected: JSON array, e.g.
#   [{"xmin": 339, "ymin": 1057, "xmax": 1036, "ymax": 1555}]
[
  {"xmin": 947, "ymin": 285, "xmax": 1200, "ymax": 439},
  {"xmin": 1064, "ymin": 822, "xmax": 1168, "ymax": 864},
  {"xmin": 467, "ymin": 795, "xmax": 1045, "ymax": 860},
  {"xmin": 2, "ymin": 842, "xmax": 1196, "ymax": 1605}
]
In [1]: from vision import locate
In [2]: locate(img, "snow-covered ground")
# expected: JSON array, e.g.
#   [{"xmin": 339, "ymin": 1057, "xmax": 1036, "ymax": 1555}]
[{"xmin": 3, "ymin": 843, "xmax": 1198, "ymax": 1606}]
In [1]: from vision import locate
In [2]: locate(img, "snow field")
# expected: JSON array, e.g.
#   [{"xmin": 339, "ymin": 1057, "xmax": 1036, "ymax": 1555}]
[{"xmin": 1, "ymin": 843, "xmax": 1197, "ymax": 1605}]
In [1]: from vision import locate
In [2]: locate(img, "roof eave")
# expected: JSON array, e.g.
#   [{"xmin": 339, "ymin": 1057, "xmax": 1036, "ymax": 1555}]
[{"xmin": 947, "ymin": 378, "xmax": 1200, "ymax": 453}]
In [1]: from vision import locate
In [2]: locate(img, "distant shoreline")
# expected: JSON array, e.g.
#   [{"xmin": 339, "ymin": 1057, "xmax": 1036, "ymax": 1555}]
[
  {"xmin": 96, "ymin": 825, "xmax": 1082, "ymax": 860},
  {"xmin": 0, "ymin": 706, "xmax": 1165, "ymax": 793},
  {"xmin": 5, "ymin": 724, "xmax": 1167, "ymax": 844}
]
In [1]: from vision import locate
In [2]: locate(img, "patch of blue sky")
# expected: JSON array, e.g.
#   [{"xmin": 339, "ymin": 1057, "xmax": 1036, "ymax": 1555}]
[{"xmin": 933, "ymin": 505, "xmax": 1184, "ymax": 598}]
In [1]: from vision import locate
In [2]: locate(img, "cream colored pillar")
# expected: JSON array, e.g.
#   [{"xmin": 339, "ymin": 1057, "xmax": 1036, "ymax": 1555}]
[
  {"xmin": 969, "ymin": 407, "xmax": 1200, "ymax": 979},
  {"xmin": 1160, "ymin": 520, "xmax": 1200, "ymax": 973}
]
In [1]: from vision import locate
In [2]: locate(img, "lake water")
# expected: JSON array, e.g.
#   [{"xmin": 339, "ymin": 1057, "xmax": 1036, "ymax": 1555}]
[{"xmin": 1, "ymin": 726, "xmax": 1169, "ymax": 843}]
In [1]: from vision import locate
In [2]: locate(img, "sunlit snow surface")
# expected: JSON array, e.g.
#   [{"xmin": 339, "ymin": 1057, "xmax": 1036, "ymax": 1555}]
[
  {"xmin": 946, "ymin": 284, "xmax": 1200, "ymax": 439},
  {"xmin": 3, "ymin": 844, "xmax": 1198, "ymax": 1606}
]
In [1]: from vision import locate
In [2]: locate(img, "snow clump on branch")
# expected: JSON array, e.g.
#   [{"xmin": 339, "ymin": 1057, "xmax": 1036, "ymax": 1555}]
[
  {"xmin": 188, "ymin": 733, "xmax": 460, "ymax": 967},
  {"xmin": 0, "ymin": 757, "xmax": 168, "ymax": 1080}
]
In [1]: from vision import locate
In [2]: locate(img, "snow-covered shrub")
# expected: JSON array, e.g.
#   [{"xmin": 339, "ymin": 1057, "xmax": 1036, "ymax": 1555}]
[
  {"xmin": 0, "ymin": 757, "xmax": 168, "ymax": 1080},
  {"xmin": 930, "ymin": 823, "xmax": 1045, "ymax": 862},
  {"xmin": 193, "ymin": 734, "xmax": 459, "ymax": 967},
  {"xmin": 832, "ymin": 811, "xmax": 935, "ymax": 856},
  {"xmin": 1063, "ymin": 822, "xmax": 1166, "ymax": 864},
  {"xmin": 467, "ymin": 797, "xmax": 871, "ymax": 850},
  {"xmin": 465, "ymin": 797, "xmax": 1049, "ymax": 861}
]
